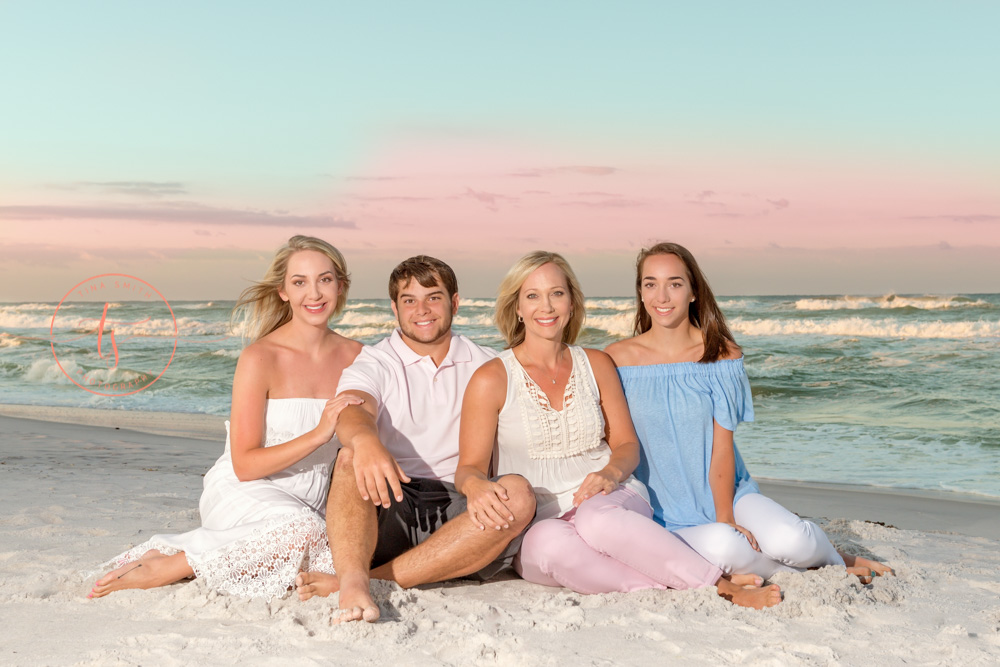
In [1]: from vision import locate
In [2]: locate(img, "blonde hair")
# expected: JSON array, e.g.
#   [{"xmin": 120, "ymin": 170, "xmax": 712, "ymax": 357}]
[
  {"xmin": 231, "ymin": 235, "xmax": 351, "ymax": 344},
  {"xmin": 495, "ymin": 251, "xmax": 586, "ymax": 348}
]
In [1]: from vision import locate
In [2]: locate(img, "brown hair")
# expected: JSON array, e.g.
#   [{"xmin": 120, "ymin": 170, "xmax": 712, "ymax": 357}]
[
  {"xmin": 632, "ymin": 242, "xmax": 735, "ymax": 363},
  {"xmin": 231, "ymin": 235, "xmax": 351, "ymax": 344},
  {"xmin": 388, "ymin": 255, "xmax": 459, "ymax": 302},
  {"xmin": 495, "ymin": 251, "xmax": 586, "ymax": 348}
]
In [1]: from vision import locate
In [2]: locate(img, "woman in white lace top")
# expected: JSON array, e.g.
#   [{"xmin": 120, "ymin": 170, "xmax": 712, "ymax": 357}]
[
  {"xmin": 456, "ymin": 251, "xmax": 781, "ymax": 608},
  {"xmin": 90, "ymin": 236, "xmax": 363, "ymax": 600}
]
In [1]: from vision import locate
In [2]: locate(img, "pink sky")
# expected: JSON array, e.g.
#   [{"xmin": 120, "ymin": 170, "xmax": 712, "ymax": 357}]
[{"xmin": 2, "ymin": 137, "xmax": 998, "ymax": 301}]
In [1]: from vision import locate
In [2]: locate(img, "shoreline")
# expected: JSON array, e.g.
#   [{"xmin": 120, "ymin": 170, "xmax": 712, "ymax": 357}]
[
  {"xmin": 3, "ymin": 407, "xmax": 1000, "ymax": 664},
  {"xmin": 2, "ymin": 404, "xmax": 998, "ymax": 540}
]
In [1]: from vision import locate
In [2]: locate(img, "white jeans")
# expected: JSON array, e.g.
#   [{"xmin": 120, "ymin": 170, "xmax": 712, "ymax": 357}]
[{"xmin": 673, "ymin": 493, "xmax": 845, "ymax": 578}]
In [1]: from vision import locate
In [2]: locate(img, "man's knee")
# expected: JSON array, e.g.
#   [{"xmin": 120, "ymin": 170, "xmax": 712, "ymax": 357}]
[
  {"xmin": 496, "ymin": 474, "xmax": 536, "ymax": 528},
  {"xmin": 333, "ymin": 449, "xmax": 355, "ymax": 476}
]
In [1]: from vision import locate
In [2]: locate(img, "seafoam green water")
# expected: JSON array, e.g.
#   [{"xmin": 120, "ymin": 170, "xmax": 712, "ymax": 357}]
[{"xmin": 2, "ymin": 294, "xmax": 998, "ymax": 497}]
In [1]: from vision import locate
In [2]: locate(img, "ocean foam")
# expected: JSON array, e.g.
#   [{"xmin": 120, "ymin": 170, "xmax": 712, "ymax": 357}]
[
  {"xmin": 732, "ymin": 317, "xmax": 1000, "ymax": 339},
  {"xmin": 794, "ymin": 294, "xmax": 991, "ymax": 311}
]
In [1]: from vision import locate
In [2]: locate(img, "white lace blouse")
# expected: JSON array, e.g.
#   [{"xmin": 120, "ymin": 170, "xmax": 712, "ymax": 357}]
[{"xmin": 494, "ymin": 346, "xmax": 649, "ymax": 521}]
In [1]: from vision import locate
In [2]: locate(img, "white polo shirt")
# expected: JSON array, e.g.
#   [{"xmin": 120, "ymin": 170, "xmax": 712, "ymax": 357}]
[{"xmin": 337, "ymin": 329, "xmax": 497, "ymax": 482}]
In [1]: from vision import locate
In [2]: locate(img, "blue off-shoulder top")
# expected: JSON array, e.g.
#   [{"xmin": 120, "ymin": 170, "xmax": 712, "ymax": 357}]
[{"xmin": 617, "ymin": 357, "xmax": 759, "ymax": 531}]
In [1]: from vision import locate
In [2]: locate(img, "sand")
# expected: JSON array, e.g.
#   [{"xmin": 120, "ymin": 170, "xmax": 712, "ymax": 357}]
[{"xmin": 1, "ymin": 406, "xmax": 999, "ymax": 665}]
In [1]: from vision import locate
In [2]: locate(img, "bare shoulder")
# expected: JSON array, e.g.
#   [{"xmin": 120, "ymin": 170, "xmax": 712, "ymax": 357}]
[
  {"xmin": 465, "ymin": 358, "xmax": 507, "ymax": 407},
  {"xmin": 238, "ymin": 337, "xmax": 278, "ymax": 369},
  {"xmin": 329, "ymin": 331, "xmax": 364, "ymax": 362},
  {"xmin": 232, "ymin": 338, "xmax": 277, "ymax": 392},
  {"xmin": 603, "ymin": 337, "xmax": 644, "ymax": 367},
  {"xmin": 582, "ymin": 347, "xmax": 616, "ymax": 373},
  {"xmin": 470, "ymin": 357, "xmax": 507, "ymax": 386}
]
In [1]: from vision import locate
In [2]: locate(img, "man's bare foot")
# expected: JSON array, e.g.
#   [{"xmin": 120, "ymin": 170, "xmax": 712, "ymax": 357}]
[
  {"xmin": 716, "ymin": 578, "xmax": 782, "ymax": 609},
  {"xmin": 296, "ymin": 572, "xmax": 340, "ymax": 601},
  {"xmin": 331, "ymin": 571, "xmax": 379, "ymax": 623},
  {"xmin": 728, "ymin": 573, "xmax": 764, "ymax": 588},
  {"xmin": 89, "ymin": 550, "xmax": 189, "ymax": 598}
]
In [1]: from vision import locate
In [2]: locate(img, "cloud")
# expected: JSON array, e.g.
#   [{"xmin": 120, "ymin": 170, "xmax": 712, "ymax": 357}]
[
  {"xmin": 48, "ymin": 181, "xmax": 189, "ymax": 198},
  {"xmin": 351, "ymin": 195, "xmax": 435, "ymax": 202},
  {"xmin": 903, "ymin": 214, "xmax": 1000, "ymax": 223},
  {"xmin": 508, "ymin": 166, "xmax": 619, "ymax": 178},
  {"xmin": 939, "ymin": 241, "xmax": 953, "ymax": 250},
  {"xmin": 562, "ymin": 198, "xmax": 644, "ymax": 208},
  {"xmin": 767, "ymin": 198, "xmax": 790, "ymax": 210},
  {"xmin": 463, "ymin": 187, "xmax": 517, "ymax": 212},
  {"xmin": 0, "ymin": 203, "xmax": 355, "ymax": 228}
]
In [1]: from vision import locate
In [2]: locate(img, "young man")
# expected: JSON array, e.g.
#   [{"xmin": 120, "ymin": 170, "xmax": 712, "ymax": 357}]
[{"xmin": 296, "ymin": 256, "xmax": 535, "ymax": 622}]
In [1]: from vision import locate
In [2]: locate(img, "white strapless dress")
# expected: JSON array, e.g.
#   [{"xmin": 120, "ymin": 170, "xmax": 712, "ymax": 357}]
[{"xmin": 103, "ymin": 399, "xmax": 337, "ymax": 600}]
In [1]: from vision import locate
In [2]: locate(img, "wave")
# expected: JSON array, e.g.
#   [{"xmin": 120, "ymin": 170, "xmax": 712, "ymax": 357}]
[
  {"xmin": 453, "ymin": 314, "xmax": 494, "ymax": 327},
  {"xmin": 794, "ymin": 294, "xmax": 992, "ymax": 311},
  {"xmin": 0, "ymin": 311, "xmax": 55, "ymax": 329},
  {"xmin": 583, "ymin": 312, "xmax": 634, "ymax": 338},
  {"xmin": 337, "ymin": 311, "xmax": 396, "ymax": 326},
  {"xmin": 584, "ymin": 298, "xmax": 633, "ymax": 312},
  {"xmin": 459, "ymin": 298, "xmax": 496, "ymax": 308},
  {"xmin": 0, "ymin": 333, "xmax": 24, "ymax": 348},
  {"xmin": 732, "ymin": 317, "xmax": 1000, "ymax": 339},
  {"xmin": 0, "ymin": 303, "xmax": 60, "ymax": 312}
]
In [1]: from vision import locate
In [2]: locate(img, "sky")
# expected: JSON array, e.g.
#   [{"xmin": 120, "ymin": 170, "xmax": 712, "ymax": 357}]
[{"xmin": 1, "ymin": 1, "xmax": 998, "ymax": 301}]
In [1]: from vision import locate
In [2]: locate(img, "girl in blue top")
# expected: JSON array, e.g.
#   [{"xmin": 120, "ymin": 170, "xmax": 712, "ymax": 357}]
[{"xmin": 606, "ymin": 242, "xmax": 891, "ymax": 581}]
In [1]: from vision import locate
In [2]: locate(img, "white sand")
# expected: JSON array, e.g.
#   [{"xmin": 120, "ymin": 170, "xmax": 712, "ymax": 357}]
[{"xmin": 2, "ymin": 408, "xmax": 999, "ymax": 665}]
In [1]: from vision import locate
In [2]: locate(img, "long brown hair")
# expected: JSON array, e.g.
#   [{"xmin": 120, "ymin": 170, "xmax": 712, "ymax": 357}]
[
  {"xmin": 632, "ymin": 242, "xmax": 735, "ymax": 363},
  {"xmin": 231, "ymin": 236, "xmax": 351, "ymax": 344}
]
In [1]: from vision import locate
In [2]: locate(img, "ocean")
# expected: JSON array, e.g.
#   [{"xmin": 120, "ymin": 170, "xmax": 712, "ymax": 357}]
[{"xmin": 3, "ymin": 294, "xmax": 998, "ymax": 498}]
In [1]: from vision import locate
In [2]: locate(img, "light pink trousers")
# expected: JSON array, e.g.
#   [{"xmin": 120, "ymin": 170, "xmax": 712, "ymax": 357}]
[{"xmin": 515, "ymin": 487, "xmax": 722, "ymax": 594}]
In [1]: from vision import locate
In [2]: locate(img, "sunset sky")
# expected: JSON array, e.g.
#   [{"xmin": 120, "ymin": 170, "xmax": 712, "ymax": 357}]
[{"xmin": 2, "ymin": 2, "xmax": 998, "ymax": 301}]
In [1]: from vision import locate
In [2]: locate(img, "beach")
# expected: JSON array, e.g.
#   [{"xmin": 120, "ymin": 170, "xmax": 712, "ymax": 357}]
[{"xmin": 2, "ymin": 407, "xmax": 998, "ymax": 666}]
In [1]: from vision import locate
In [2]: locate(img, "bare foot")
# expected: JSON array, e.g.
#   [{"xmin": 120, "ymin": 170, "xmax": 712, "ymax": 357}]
[
  {"xmin": 840, "ymin": 551, "xmax": 894, "ymax": 583},
  {"xmin": 331, "ymin": 571, "xmax": 379, "ymax": 624},
  {"xmin": 728, "ymin": 573, "xmax": 764, "ymax": 588},
  {"xmin": 89, "ymin": 550, "xmax": 192, "ymax": 598},
  {"xmin": 296, "ymin": 572, "xmax": 340, "ymax": 601},
  {"xmin": 717, "ymin": 578, "xmax": 782, "ymax": 609}
]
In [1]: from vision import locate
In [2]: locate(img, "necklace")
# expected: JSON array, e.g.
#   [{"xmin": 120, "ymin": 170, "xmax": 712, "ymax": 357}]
[{"xmin": 518, "ymin": 348, "xmax": 566, "ymax": 384}]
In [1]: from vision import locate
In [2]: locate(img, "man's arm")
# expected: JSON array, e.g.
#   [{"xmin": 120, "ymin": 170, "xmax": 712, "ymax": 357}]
[{"xmin": 335, "ymin": 390, "xmax": 411, "ymax": 507}]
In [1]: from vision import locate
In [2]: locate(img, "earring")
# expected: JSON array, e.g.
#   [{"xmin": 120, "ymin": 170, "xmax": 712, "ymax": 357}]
[
  {"xmin": 690, "ymin": 297, "xmax": 695, "ymax": 302},
  {"xmin": 518, "ymin": 316, "xmax": 523, "ymax": 323}
]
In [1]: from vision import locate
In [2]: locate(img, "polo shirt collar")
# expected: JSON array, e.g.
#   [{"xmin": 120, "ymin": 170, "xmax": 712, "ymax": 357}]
[{"xmin": 388, "ymin": 328, "xmax": 473, "ymax": 367}]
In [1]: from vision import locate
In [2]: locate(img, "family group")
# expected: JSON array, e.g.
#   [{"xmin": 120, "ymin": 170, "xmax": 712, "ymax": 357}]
[{"xmin": 90, "ymin": 236, "xmax": 890, "ymax": 619}]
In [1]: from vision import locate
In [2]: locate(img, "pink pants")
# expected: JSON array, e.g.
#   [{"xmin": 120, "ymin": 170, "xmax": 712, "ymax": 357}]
[{"xmin": 515, "ymin": 488, "xmax": 722, "ymax": 594}]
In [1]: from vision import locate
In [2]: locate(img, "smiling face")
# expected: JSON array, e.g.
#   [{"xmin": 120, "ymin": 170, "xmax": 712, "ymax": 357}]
[
  {"xmin": 391, "ymin": 274, "xmax": 459, "ymax": 349},
  {"xmin": 639, "ymin": 253, "xmax": 695, "ymax": 329},
  {"xmin": 277, "ymin": 249, "xmax": 343, "ymax": 324},
  {"xmin": 516, "ymin": 262, "xmax": 573, "ymax": 343}
]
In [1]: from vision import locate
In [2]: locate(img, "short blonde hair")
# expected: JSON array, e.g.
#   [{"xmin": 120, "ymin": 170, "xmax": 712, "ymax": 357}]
[
  {"xmin": 231, "ymin": 235, "xmax": 351, "ymax": 344},
  {"xmin": 495, "ymin": 251, "xmax": 586, "ymax": 348}
]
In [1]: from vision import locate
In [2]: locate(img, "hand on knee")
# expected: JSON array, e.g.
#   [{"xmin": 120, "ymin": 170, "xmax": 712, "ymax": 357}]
[{"xmin": 496, "ymin": 475, "xmax": 536, "ymax": 531}]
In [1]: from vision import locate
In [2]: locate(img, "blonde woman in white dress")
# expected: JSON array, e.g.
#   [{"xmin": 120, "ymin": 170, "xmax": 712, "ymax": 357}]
[
  {"xmin": 90, "ymin": 236, "xmax": 363, "ymax": 601},
  {"xmin": 456, "ymin": 251, "xmax": 781, "ymax": 609}
]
